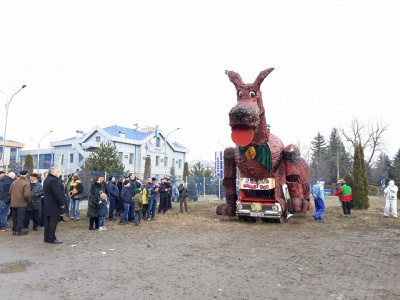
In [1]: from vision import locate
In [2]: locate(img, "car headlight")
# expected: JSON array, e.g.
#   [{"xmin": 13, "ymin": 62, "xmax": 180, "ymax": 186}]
[
  {"xmin": 272, "ymin": 205, "xmax": 278, "ymax": 211},
  {"xmin": 237, "ymin": 204, "xmax": 242, "ymax": 210}
]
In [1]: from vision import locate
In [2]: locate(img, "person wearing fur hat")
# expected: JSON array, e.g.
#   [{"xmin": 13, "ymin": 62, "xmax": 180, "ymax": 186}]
[
  {"xmin": 311, "ymin": 178, "xmax": 326, "ymax": 223},
  {"xmin": 9, "ymin": 170, "xmax": 31, "ymax": 235},
  {"xmin": 22, "ymin": 173, "xmax": 43, "ymax": 232}
]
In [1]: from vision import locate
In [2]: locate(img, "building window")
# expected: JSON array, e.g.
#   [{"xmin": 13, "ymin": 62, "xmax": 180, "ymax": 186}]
[
  {"xmin": 164, "ymin": 157, "xmax": 168, "ymax": 167},
  {"xmin": 179, "ymin": 159, "xmax": 182, "ymax": 168},
  {"xmin": 96, "ymin": 136, "xmax": 100, "ymax": 142},
  {"xmin": 118, "ymin": 152, "xmax": 123, "ymax": 163},
  {"xmin": 70, "ymin": 153, "xmax": 74, "ymax": 164},
  {"xmin": 10, "ymin": 147, "xmax": 17, "ymax": 163},
  {"xmin": 156, "ymin": 137, "xmax": 161, "ymax": 147},
  {"xmin": 43, "ymin": 154, "xmax": 52, "ymax": 169},
  {"xmin": 156, "ymin": 156, "xmax": 159, "ymax": 166},
  {"xmin": 129, "ymin": 153, "xmax": 134, "ymax": 164}
]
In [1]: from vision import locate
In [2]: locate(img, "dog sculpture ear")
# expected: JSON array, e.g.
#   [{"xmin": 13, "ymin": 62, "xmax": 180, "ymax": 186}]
[
  {"xmin": 254, "ymin": 68, "xmax": 274, "ymax": 90},
  {"xmin": 225, "ymin": 70, "xmax": 244, "ymax": 87}
]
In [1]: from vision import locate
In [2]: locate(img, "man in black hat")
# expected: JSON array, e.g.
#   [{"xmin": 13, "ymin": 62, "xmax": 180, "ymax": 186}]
[{"xmin": 9, "ymin": 170, "xmax": 31, "ymax": 235}]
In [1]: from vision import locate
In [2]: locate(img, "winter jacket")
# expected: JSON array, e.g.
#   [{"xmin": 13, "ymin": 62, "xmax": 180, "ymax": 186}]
[
  {"xmin": 141, "ymin": 187, "xmax": 148, "ymax": 205},
  {"xmin": 10, "ymin": 176, "xmax": 31, "ymax": 208},
  {"xmin": 0, "ymin": 175, "xmax": 15, "ymax": 203},
  {"xmin": 133, "ymin": 193, "xmax": 143, "ymax": 211},
  {"xmin": 43, "ymin": 174, "xmax": 65, "ymax": 217},
  {"xmin": 27, "ymin": 181, "xmax": 43, "ymax": 211},
  {"xmin": 107, "ymin": 181, "xmax": 119, "ymax": 200},
  {"xmin": 69, "ymin": 180, "xmax": 84, "ymax": 200},
  {"xmin": 88, "ymin": 182, "xmax": 103, "ymax": 218},
  {"xmin": 333, "ymin": 184, "xmax": 352, "ymax": 202},
  {"xmin": 178, "ymin": 184, "xmax": 188, "ymax": 199},
  {"xmin": 98, "ymin": 199, "xmax": 108, "ymax": 217},
  {"xmin": 120, "ymin": 186, "xmax": 132, "ymax": 204},
  {"xmin": 311, "ymin": 183, "xmax": 324, "ymax": 200}
]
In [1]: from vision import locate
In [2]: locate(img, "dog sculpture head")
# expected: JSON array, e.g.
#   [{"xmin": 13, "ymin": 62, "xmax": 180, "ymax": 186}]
[{"xmin": 225, "ymin": 68, "xmax": 274, "ymax": 146}]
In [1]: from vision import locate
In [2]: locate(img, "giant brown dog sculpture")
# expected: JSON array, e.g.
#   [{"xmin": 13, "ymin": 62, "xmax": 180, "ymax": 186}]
[{"xmin": 216, "ymin": 68, "xmax": 310, "ymax": 217}]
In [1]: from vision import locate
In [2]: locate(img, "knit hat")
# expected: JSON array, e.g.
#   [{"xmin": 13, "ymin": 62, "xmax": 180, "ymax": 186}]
[
  {"xmin": 135, "ymin": 188, "xmax": 141, "ymax": 194},
  {"xmin": 318, "ymin": 177, "xmax": 324, "ymax": 182},
  {"xmin": 123, "ymin": 180, "xmax": 130, "ymax": 185},
  {"xmin": 20, "ymin": 169, "xmax": 28, "ymax": 176}
]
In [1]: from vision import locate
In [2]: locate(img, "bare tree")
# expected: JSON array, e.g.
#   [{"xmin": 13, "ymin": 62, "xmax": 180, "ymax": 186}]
[{"xmin": 339, "ymin": 118, "xmax": 389, "ymax": 169}]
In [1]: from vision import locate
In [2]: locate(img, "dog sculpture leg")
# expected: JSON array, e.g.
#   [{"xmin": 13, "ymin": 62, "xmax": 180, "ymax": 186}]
[{"xmin": 216, "ymin": 147, "xmax": 237, "ymax": 217}]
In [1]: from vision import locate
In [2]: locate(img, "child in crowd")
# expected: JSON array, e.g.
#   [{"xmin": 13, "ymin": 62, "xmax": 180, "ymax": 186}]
[
  {"xmin": 133, "ymin": 188, "xmax": 143, "ymax": 226},
  {"xmin": 98, "ymin": 192, "xmax": 108, "ymax": 231}
]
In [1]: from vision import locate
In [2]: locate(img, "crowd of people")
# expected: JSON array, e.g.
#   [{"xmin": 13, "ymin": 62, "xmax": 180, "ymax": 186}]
[
  {"xmin": 0, "ymin": 169, "xmax": 397, "ymax": 241},
  {"xmin": 0, "ymin": 170, "xmax": 190, "ymax": 243}
]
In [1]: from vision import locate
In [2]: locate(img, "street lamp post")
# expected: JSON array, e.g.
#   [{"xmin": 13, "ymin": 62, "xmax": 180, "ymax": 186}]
[
  {"xmin": 0, "ymin": 85, "xmax": 27, "ymax": 169},
  {"xmin": 31, "ymin": 130, "xmax": 53, "ymax": 173},
  {"xmin": 164, "ymin": 127, "xmax": 180, "ymax": 176}
]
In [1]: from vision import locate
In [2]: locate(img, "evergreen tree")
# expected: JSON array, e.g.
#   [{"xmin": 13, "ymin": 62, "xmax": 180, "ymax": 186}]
[
  {"xmin": 343, "ymin": 171, "xmax": 354, "ymax": 190},
  {"xmin": 84, "ymin": 142, "xmax": 125, "ymax": 173},
  {"xmin": 144, "ymin": 156, "xmax": 151, "ymax": 179},
  {"xmin": 203, "ymin": 167, "xmax": 213, "ymax": 178},
  {"xmin": 327, "ymin": 128, "xmax": 350, "ymax": 183},
  {"xmin": 309, "ymin": 132, "xmax": 328, "ymax": 181},
  {"xmin": 24, "ymin": 154, "xmax": 34, "ymax": 172},
  {"xmin": 391, "ymin": 148, "xmax": 400, "ymax": 181},
  {"xmin": 352, "ymin": 143, "xmax": 370, "ymax": 210},
  {"xmin": 394, "ymin": 164, "xmax": 400, "ymax": 184},
  {"xmin": 183, "ymin": 162, "xmax": 189, "ymax": 179},
  {"xmin": 169, "ymin": 165, "xmax": 176, "ymax": 176},
  {"xmin": 393, "ymin": 148, "xmax": 400, "ymax": 166},
  {"xmin": 190, "ymin": 161, "xmax": 206, "ymax": 176},
  {"xmin": 370, "ymin": 153, "xmax": 391, "ymax": 185}
]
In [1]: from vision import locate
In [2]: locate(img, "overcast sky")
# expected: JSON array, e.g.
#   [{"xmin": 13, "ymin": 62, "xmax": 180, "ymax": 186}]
[{"xmin": 1, "ymin": 0, "xmax": 399, "ymax": 162}]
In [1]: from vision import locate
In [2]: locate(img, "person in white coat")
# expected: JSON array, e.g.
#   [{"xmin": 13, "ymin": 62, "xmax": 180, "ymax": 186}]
[{"xmin": 383, "ymin": 180, "xmax": 398, "ymax": 218}]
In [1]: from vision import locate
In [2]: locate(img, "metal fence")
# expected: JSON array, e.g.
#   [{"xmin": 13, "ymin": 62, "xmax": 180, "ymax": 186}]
[{"xmin": 65, "ymin": 170, "xmax": 226, "ymax": 201}]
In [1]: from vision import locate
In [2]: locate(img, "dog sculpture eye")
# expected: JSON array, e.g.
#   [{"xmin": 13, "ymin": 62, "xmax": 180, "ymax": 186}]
[
  {"xmin": 237, "ymin": 91, "xmax": 242, "ymax": 99},
  {"xmin": 250, "ymin": 91, "xmax": 256, "ymax": 97}
]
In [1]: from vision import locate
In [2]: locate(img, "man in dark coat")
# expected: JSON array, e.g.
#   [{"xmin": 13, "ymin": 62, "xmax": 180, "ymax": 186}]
[
  {"xmin": 0, "ymin": 171, "xmax": 17, "ymax": 232},
  {"xmin": 43, "ymin": 168, "xmax": 65, "ymax": 244},
  {"xmin": 107, "ymin": 176, "xmax": 119, "ymax": 221},
  {"xmin": 158, "ymin": 178, "xmax": 170, "ymax": 214}
]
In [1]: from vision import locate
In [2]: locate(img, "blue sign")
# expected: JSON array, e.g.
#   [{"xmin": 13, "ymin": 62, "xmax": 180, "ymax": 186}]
[
  {"xmin": 215, "ymin": 151, "xmax": 224, "ymax": 178},
  {"xmin": 324, "ymin": 189, "xmax": 331, "ymax": 196},
  {"xmin": 381, "ymin": 174, "xmax": 385, "ymax": 194}
]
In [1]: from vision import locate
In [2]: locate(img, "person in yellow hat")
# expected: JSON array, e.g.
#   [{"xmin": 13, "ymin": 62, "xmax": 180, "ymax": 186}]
[{"xmin": 334, "ymin": 180, "xmax": 352, "ymax": 216}]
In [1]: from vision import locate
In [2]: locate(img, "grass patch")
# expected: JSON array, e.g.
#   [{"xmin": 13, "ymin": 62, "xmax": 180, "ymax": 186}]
[{"xmin": 58, "ymin": 197, "xmax": 399, "ymax": 235}]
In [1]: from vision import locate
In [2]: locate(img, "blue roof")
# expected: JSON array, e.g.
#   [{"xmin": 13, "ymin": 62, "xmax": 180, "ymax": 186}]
[
  {"xmin": 103, "ymin": 125, "xmax": 154, "ymax": 140},
  {"xmin": 58, "ymin": 125, "xmax": 186, "ymax": 150},
  {"xmin": 172, "ymin": 141, "xmax": 185, "ymax": 149}
]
